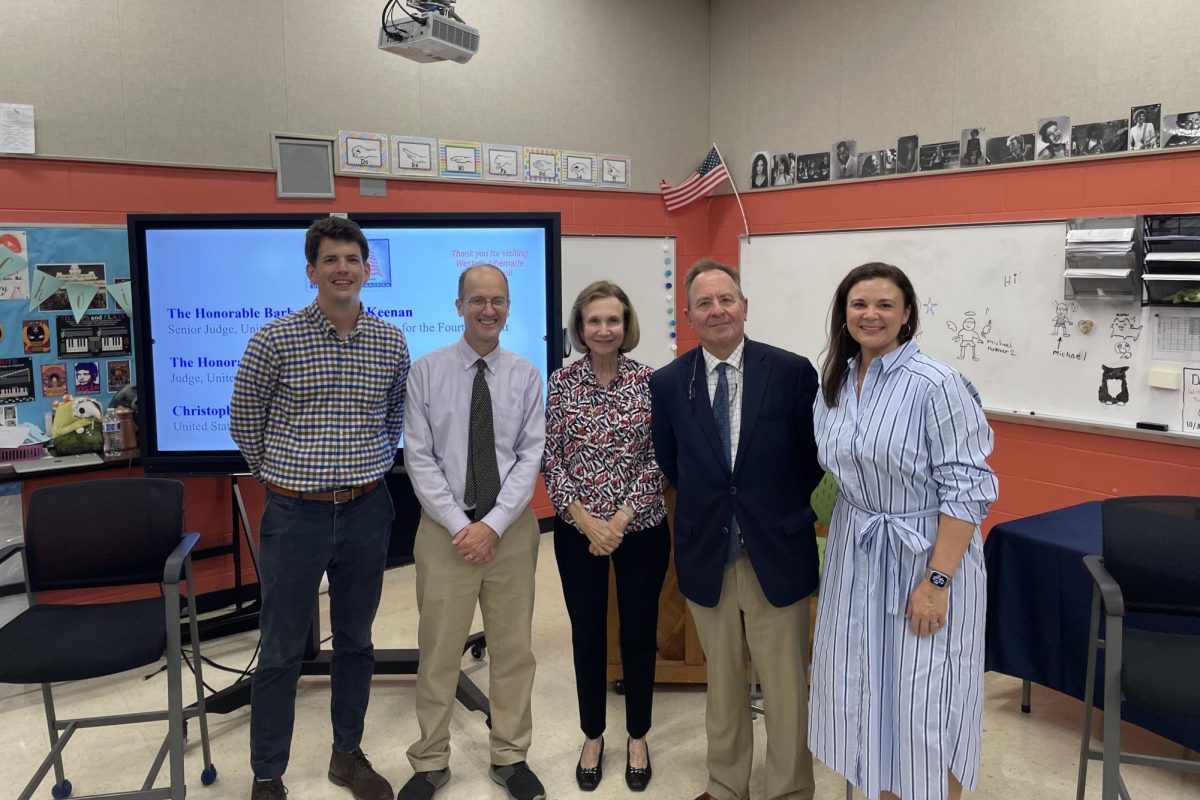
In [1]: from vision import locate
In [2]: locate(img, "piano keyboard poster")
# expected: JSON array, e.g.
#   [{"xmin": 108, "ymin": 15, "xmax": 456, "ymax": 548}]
[{"xmin": 0, "ymin": 225, "xmax": 132, "ymax": 432}]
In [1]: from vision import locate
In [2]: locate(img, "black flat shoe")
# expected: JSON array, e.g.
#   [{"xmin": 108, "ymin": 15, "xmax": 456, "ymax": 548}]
[
  {"xmin": 625, "ymin": 738, "xmax": 652, "ymax": 792},
  {"xmin": 575, "ymin": 737, "xmax": 603, "ymax": 792}
]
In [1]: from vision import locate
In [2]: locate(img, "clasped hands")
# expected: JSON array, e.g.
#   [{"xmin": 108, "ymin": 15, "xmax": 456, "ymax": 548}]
[
  {"xmin": 453, "ymin": 521, "xmax": 499, "ymax": 565},
  {"xmin": 575, "ymin": 509, "xmax": 629, "ymax": 556}
]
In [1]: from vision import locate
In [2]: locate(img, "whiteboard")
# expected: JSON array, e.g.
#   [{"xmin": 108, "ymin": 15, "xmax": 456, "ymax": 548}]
[
  {"xmin": 561, "ymin": 235, "xmax": 677, "ymax": 369},
  {"xmin": 739, "ymin": 223, "xmax": 1198, "ymax": 436}
]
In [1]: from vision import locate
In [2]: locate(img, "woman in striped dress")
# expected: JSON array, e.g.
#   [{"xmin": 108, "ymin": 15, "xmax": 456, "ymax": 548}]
[{"xmin": 809, "ymin": 263, "xmax": 998, "ymax": 800}]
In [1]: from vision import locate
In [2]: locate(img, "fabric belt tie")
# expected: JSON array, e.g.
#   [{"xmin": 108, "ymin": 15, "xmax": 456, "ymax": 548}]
[
  {"xmin": 265, "ymin": 479, "xmax": 382, "ymax": 504},
  {"xmin": 844, "ymin": 497, "xmax": 939, "ymax": 616}
]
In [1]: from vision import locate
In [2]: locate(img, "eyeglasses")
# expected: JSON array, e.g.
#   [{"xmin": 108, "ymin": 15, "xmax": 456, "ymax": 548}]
[{"xmin": 464, "ymin": 296, "xmax": 510, "ymax": 309}]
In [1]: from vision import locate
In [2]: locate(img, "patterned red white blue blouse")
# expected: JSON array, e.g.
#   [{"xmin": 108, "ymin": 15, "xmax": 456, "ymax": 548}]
[{"xmin": 542, "ymin": 354, "xmax": 666, "ymax": 532}]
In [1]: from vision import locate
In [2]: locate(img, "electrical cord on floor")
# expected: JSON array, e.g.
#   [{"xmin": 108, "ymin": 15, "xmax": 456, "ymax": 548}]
[{"xmin": 143, "ymin": 637, "xmax": 261, "ymax": 696}]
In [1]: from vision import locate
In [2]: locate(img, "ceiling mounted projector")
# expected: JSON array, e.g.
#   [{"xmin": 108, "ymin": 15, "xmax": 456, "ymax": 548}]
[{"xmin": 379, "ymin": 0, "xmax": 480, "ymax": 64}]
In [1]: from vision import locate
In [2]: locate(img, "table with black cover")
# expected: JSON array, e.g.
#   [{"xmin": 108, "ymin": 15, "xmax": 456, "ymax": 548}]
[{"xmin": 983, "ymin": 500, "xmax": 1200, "ymax": 752}]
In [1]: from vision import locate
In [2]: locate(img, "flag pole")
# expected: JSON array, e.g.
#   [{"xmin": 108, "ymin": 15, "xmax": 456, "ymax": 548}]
[{"xmin": 712, "ymin": 142, "xmax": 751, "ymax": 242}]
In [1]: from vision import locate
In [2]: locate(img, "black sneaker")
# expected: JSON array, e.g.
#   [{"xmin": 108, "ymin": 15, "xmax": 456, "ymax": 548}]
[
  {"xmin": 489, "ymin": 761, "xmax": 546, "ymax": 800},
  {"xmin": 250, "ymin": 777, "xmax": 288, "ymax": 800},
  {"xmin": 395, "ymin": 768, "xmax": 450, "ymax": 800}
]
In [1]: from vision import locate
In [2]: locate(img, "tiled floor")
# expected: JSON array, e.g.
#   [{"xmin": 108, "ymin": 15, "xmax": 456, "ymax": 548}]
[{"xmin": 1, "ymin": 536, "xmax": 1197, "ymax": 800}]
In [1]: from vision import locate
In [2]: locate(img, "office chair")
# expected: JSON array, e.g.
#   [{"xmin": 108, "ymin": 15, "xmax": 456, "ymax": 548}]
[
  {"xmin": 1076, "ymin": 495, "xmax": 1200, "ymax": 800},
  {"xmin": 0, "ymin": 478, "xmax": 217, "ymax": 800}
]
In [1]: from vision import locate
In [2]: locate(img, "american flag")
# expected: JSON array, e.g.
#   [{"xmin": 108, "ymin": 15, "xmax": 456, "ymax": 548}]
[{"xmin": 659, "ymin": 146, "xmax": 730, "ymax": 211}]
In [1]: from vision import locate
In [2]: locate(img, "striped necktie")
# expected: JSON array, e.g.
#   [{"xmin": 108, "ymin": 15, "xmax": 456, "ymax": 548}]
[{"xmin": 713, "ymin": 363, "xmax": 741, "ymax": 562}]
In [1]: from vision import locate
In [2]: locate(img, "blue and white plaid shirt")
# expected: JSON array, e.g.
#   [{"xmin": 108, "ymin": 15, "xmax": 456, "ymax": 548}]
[{"xmin": 230, "ymin": 302, "xmax": 409, "ymax": 491}]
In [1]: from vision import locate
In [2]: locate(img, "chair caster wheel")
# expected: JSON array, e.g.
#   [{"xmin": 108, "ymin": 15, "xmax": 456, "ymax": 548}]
[
  {"xmin": 51, "ymin": 779, "xmax": 72, "ymax": 799},
  {"xmin": 470, "ymin": 643, "xmax": 486, "ymax": 659},
  {"xmin": 201, "ymin": 764, "xmax": 218, "ymax": 785},
  {"xmin": 613, "ymin": 680, "xmax": 626, "ymax": 695}
]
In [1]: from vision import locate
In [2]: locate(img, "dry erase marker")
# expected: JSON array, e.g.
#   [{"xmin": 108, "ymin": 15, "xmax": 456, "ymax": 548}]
[{"xmin": 1135, "ymin": 421, "xmax": 1168, "ymax": 432}]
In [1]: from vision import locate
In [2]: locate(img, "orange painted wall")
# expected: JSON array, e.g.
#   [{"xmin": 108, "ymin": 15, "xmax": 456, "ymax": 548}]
[
  {"xmin": 700, "ymin": 150, "xmax": 1200, "ymax": 531},
  {"xmin": 3, "ymin": 153, "xmax": 1196, "ymax": 553}
]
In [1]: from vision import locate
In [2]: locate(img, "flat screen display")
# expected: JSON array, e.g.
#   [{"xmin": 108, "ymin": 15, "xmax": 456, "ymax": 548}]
[{"xmin": 129, "ymin": 212, "xmax": 562, "ymax": 473}]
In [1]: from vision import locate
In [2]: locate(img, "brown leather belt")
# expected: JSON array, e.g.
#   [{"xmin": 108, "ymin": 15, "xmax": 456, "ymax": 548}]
[{"xmin": 266, "ymin": 479, "xmax": 382, "ymax": 504}]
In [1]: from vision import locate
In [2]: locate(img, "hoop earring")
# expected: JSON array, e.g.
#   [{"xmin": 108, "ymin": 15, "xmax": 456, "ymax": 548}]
[{"xmin": 900, "ymin": 323, "xmax": 912, "ymax": 338}]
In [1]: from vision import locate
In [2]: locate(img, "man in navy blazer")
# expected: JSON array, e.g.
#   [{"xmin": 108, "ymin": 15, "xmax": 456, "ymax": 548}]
[{"xmin": 650, "ymin": 259, "xmax": 822, "ymax": 800}]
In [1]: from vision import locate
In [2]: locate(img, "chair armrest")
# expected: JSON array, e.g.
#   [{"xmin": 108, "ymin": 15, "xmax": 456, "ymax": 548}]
[
  {"xmin": 163, "ymin": 531, "xmax": 201, "ymax": 586},
  {"xmin": 1083, "ymin": 554, "xmax": 1125, "ymax": 618},
  {"xmin": 0, "ymin": 541, "xmax": 23, "ymax": 567}
]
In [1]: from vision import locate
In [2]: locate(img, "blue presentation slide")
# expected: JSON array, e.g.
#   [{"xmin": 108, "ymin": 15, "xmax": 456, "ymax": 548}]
[{"xmin": 143, "ymin": 225, "xmax": 550, "ymax": 452}]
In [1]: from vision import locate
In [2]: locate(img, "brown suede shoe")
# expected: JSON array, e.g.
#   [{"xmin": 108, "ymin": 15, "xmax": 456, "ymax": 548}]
[
  {"xmin": 250, "ymin": 778, "xmax": 287, "ymax": 800},
  {"xmin": 328, "ymin": 748, "xmax": 393, "ymax": 800}
]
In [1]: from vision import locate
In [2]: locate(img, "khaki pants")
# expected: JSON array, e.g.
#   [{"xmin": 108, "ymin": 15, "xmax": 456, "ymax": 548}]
[
  {"xmin": 406, "ymin": 507, "xmax": 539, "ymax": 770},
  {"xmin": 687, "ymin": 551, "xmax": 814, "ymax": 800}
]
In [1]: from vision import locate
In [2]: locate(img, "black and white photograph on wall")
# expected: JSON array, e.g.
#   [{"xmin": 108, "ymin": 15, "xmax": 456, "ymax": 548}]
[
  {"xmin": 1129, "ymin": 104, "xmax": 1161, "ymax": 150},
  {"xmin": 1035, "ymin": 116, "xmax": 1070, "ymax": 160},
  {"xmin": 880, "ymin": 148, "xmax": 897, "ymax": 175},
  {"xmin": 1163, "ymin": 111, "xmax": 1200, "ymax": 147},
  {"xmin": 960, "ymin": 128, "xmax": 986, "ymax": 167},
  {"xmin": 896, "ymin": 135, "xmax": 919, "ymax": 173},
  {"xmin": 831, "ymin": 140, "xmax": 858, "ymax": 179},
  {"xmin": 987, "ymin": 134, "xmax": 1027, "ymax": 163},
  {"xmin": 750, "ymin": 152, "xmax": 770, "ymax": 188},
  {"xmin": 797, "ymin": 152, "xmax": 830, "ymax": 183},
  {"xmin": 858, "ymin": 150, "xmax": 885, "ymax": 178},
  {"xmin": 771, "ymin": 153, "xmax": 794, "ymax": 186},
  {"xmin": 1071, "ymin": 119, "xmax": 1129, "ymax": 156},
  {"xmin": 919, "ymin": 141, "xmax": 959, "ymax": 170}
]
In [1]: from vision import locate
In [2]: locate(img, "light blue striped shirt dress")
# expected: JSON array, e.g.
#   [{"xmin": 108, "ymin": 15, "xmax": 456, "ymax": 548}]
[{"xmin": 809, "ymin": 340, "xmax": 998, "ymax": 800}]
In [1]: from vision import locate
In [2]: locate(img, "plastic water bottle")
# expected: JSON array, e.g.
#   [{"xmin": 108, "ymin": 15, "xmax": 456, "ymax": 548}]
[{"xmin": 102, "ymin": 408, "xmax": 122, "ymax": 456}]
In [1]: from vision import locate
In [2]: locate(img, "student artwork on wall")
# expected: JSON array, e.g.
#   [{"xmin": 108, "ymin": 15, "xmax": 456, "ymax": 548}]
[
  {"xmin": 749, "ymin": 151, "xmax": 770, "ymax": 188},
  {"xmin": 920, "ymin": 141, "xmax": 959, "ymax": 170},
  {"xmin": 107, "ymin": 359, "xmax": 130, "ymax": 393},
  {"xmin": 560, "ymin": 151, "xmax": 597, "ymax": 187},
  {"xmin": 0, "ymin": 230, "xmax": 29, "ymax": 300},
  {"xmin": 831, "ymin": 140, "xmax": 858, "ymax": 180},
  {"xmin": 73, "ymin": 361, "xmax": 100, "ymax": 395},
  {"xmin": 21, "ymin": 319, "xmax": 49, "ymax": 354},
  {"xmin": 523, "ymin": 147, "xmax": 561, "ymax": 184},
  {"xmin": 1035, "ymin": 116, "xmax": 1071, "ymax": 160},
  {"xmin": 598, "ymin": 154, "xmax": 631, "ymax": 189},
  {"xmin": 1129, "ymin": 104, "xmax": 1161, "ymax": 150},
  {"xmin": 1163, "ymin": 111, "xmax": 1200, "ymax": 147},
  {"xmin": 35, "ymin": 264, "xmax": 107, "ymax": 313},
  {"xmin": 0, "ymin": 357, "xmax": 36, "ymax": 403},
  {"xmin": 439, "ymin": 140, "xmax": 483, "ymax": 180},
  {"xmin": 1072, "ymin": 119, "xmax": 1129, "ymax": 157},
  {"xmin": 40, "ymin": 363, "xmax": 65, "ymax": 398},
  {"xmin": 337, "ymin": 130, "xmax": 389, "ymax": 174},
  {"xmin": 483, "ymin": 143, "xmax": 523, "ymax": 182},
  {"xmin": 390, "ymin": 135, "xmax": 437, "ymax": 177},
  {"xmin": 960, "ymin": 127, "xmax": 987, "ymax": 167}
]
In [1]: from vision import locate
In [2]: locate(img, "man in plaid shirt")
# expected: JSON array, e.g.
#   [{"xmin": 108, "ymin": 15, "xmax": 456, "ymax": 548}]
[{"xmin": 231, "ymin": 216, "xmax": 410, "ymax": 800}]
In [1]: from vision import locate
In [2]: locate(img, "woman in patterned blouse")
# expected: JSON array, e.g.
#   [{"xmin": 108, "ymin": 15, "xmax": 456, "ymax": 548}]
[{"xmin": 543, "ymin": 280, "xmax": 668, "ymax": 793}]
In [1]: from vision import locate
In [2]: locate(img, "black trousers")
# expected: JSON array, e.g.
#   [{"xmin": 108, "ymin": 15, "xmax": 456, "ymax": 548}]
[{"xmin": 553, "ymin": 514, "xmax": 671, "ymax": 740}]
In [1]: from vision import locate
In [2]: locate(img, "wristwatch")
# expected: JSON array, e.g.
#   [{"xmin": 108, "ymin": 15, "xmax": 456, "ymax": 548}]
[{"xmin": 926, "ymin": 568, "xmax": 952, "ymax": 589}]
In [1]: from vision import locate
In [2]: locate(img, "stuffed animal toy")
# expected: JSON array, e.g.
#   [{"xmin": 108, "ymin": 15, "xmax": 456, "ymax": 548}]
[{"xmin": 50, "ymin": 394, "xmax": 104, "ymax": 454}]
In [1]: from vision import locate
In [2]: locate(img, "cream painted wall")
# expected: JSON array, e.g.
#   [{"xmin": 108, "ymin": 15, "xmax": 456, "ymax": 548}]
[
  {"xmin": 710, "ymin": 0, "xmax": 1200, "ymax": 187},
  {"xmin": 0, "ymin": 0, "xmax": 712, "ymax": 192}
]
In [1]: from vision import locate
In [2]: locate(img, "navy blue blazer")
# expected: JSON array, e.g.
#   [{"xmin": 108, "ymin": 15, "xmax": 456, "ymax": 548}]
[{"xmin": 649, "ymin": 338, "xmax": 823, "ymax": 608}]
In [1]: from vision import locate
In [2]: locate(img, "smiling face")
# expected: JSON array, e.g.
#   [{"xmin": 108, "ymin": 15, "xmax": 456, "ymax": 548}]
[
  {"xmin": 836, "ymin": 142, "xmax": 850, "ymax": 164},
  {"xmin": 456, "ymin": 266, "xmax": 510, "ymax": 355},
  {"xmin": 579, "ymin": 296, "xmax": 625, "ymax": 359},
  {"xmin": 685, "ymin": 269, "xmax": 747, "ymax": 360},
  {"xmin": 306, "ymin": 238, "xmax": 370, "ymax": 309},
  {"xmin": 846, "ymin": 277, "xmax": 911, "ymax": 361}
]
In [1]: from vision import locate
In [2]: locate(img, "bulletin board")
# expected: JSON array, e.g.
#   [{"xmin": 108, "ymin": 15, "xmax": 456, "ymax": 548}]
[{"xmin": 0, "ymin": 224, "xmax": 134, "ymax": 435}]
